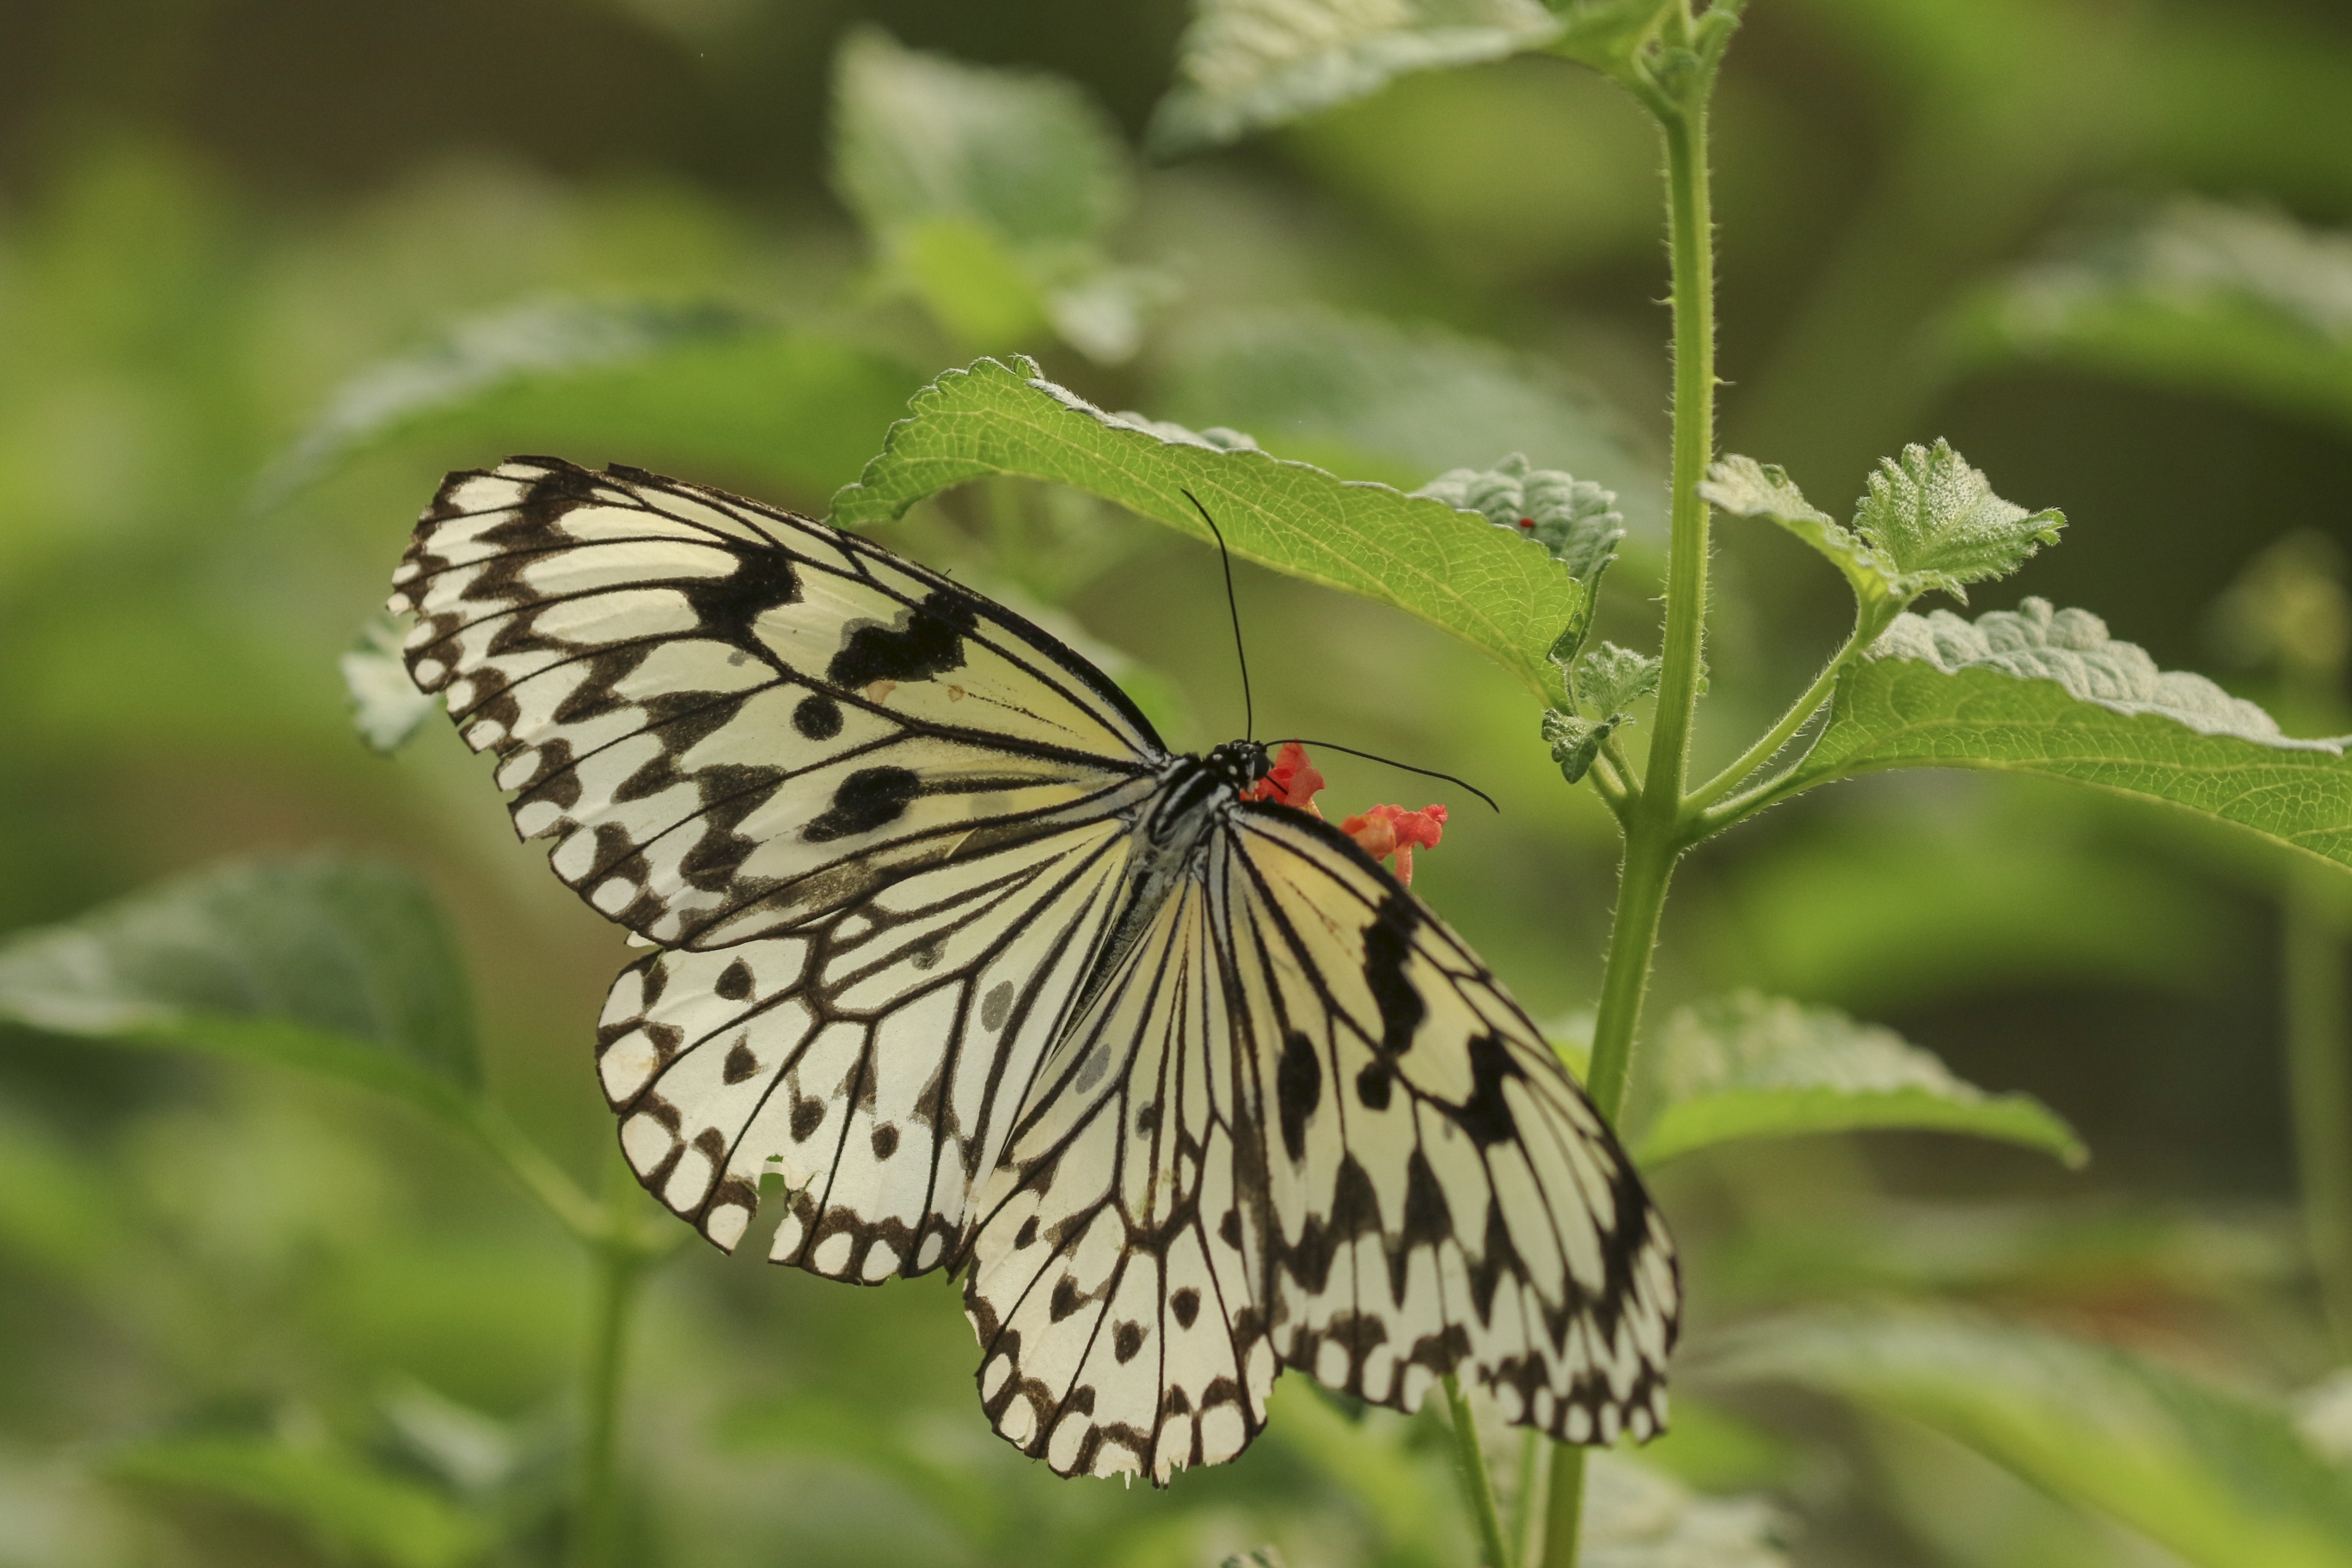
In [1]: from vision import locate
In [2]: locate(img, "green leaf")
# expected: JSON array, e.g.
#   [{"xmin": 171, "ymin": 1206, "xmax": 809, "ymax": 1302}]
[
  {"xmin": 268, "ymin": 301, "xmax": 926, "ymax": 503},
  {"xmin": 1705, "ymin": 1306, "xmax": 2352, "ymax": 1568},
  {"xmin": 1851, "ymin": 439, "xmax": 2065, "ymax": 603},
  {"xmin": 1548, "ymin": 0, "xmax": 1683, "ymax": 74},
  {"xmin": 1572, "ymin": 640, "xmax": 1663, "ymax": 718},
  {"xmin": 831, "ymin": 28, "xmax": 1163, "ymax": 363},
  {"xmin": 343, "ymin": 612, "xmax": 440, "ymax": 755},
  {"xmin": 1700, "ymin": 454, "xmax": 1906, "ymax": 625},
  {"xmin": 1157, "ymin": 307, "xmax": 1660, "ymax": 530},
  {"xmin": 1960, "ymin": 199, "xmax": 2352, "ymax": 438},
  {"xmin": 1629, "ymin": 991, "xmax": 2086, "ymax": 1167},
  {"xmin": 0, "ymin": 855, "xmax": 480, "ymax": 1123},
  {"xmin": 109, "ymin": 1434, "xmax": 490, "ymax": 1568},
  {"xmin": 1148, "ymin": 0, "xmax": 1565, "ymax": 154},
  {"xmin": 1703, "ymin": 444, "xmax": 2062, "ymax": 627},
  {"xmin": 1771, "ymin": 598, "xmax": 2352, "ymax": 872},
  {"xmin": 831, "ymin": 357, "xmax": 1596, "ymax": 702},
  {"xmin": 1417, "ymin": 451, "xmax": 1624, "ymax": 580},
  {"xmin": 833, "ymin": 26, "xmax": 1127, "ymax": 255},
  {"xmin": 1541, "ymin": 708, "xmax": 1620, "ymax": 785}
]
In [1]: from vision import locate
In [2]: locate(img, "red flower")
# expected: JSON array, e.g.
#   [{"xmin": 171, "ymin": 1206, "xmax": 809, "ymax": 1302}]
[
  {"xmin": 1341, "ymin": 802, "xmax": 1449, "ymax": 886},
  {"xmin": 1240, "ymin": 740, "xmax": 1326, "ymax": 817}
]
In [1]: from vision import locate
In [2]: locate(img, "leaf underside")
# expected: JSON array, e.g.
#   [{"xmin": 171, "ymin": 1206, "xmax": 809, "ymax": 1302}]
[
  {"xmin": 1632, "ymin": 991, "xmax": 2085, "ymax": 1167},
  {"xmin": 831, "ymin": 356, "xmax": 1597, "ymax": 701},
  {"xmin": 1707, "ymin": 1307, "xmax": 2352, "ymax": 1568},
  {"xmin": 0, "ymin": 855, "xmax": 479, "ymax": 1122},
  {"xmin": 1781, "ymin": 599, "xmax": 2352, "ymax": 872}
]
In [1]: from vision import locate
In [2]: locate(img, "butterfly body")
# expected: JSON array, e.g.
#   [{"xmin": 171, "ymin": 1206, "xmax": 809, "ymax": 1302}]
[{"xmin": 389, "ymin": 456, "xmax": 1677, "ymax": 1484}]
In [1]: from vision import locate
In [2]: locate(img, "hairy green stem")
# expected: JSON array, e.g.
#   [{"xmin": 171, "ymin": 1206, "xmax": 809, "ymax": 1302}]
[
  {"xmin": 573, "ymin": 1155, "xmax": 652, "ymax": 1568},
  {"xmin": 1446, "ymin": 1374, "xmax": 1516, "ymax": 1566},
  {"xmin": 2285, "ymin": 865, "xmax": 2352, "ymax": 1357},
  {"xmin": 1686, "ymin": 625, "xmax": 1860, "ymax": 815},
  {"xmin": 1546, "ymin": 35, "xmax": 1721, "ymax": 1567}
]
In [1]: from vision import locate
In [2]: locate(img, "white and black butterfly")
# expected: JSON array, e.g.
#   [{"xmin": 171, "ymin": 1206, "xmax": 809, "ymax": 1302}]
[{"xmin": 388, "ymin": 456, "xmax": 1678, "ymax": 1484}]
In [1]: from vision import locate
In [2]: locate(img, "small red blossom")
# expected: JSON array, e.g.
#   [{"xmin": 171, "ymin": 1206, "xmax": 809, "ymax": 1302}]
[
  {"xmin": 1240, "ymin": 740, "xmax": 1326, "ymax": 817},
  {"xmin": 1341, "ymin": 802, "xmax": 1449, "ymax": 885}
]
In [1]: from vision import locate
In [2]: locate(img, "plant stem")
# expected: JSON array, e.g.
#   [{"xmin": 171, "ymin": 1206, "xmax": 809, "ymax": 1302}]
[
  {"xmin": 464, "ymin": 1100, "xmax": 608, "ymax": 1244},
  {"xmin": 1445, "ymin": 1375, "xmax": 1516, "ymax": 1567},
  {"xmin": 2285, "ymin": 863, "xmax": 2352, "ymax": 1357},
  {"xmin": 573, "ymin": 1153, "xmax": 652, "ymax": 1568},
  {"xmin": 1685, "ymin": 625, "xmax": 1859, "ymax": 813},
  {"xmin": 1513, "ymin": 1426, "xmax": 1548, "ymax": 1565},
  {"xmin": 1543, "ymin": 1449, "xmax": 1587, "ymax": 1568},
  {"xmin": 1546, "ymin": 27, "xmax": 1721, "ymax": 1566}
]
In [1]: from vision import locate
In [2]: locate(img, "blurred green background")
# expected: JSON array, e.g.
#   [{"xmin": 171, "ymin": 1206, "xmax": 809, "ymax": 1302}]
[{"xmin": 5, "ymin": 1, "xmax": 2352, "ymax": 1565}]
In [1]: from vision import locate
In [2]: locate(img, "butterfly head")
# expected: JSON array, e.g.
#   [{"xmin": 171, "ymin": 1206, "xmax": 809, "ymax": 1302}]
[{"xmin": 1204, "ymin": 739, "xmax": 1272, "ymax": 794}]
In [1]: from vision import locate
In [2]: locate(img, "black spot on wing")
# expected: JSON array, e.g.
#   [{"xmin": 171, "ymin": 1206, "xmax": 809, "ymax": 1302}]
[
  {"xmin": 1449, "ymin": 1032, "xmax": 1522, "ymax": 1147},
  {"xmin": 793, "ymin": 691, "xmax": 843, "ymax": 739},
  {"xmin": 716, "ymin": 960, "xmax": 753, "ymax": 1001},
  {"xmin": 828, "ymin": 587, "xmax": 977, "ymax": 689},
  {"xmin": 1171, "ymin": 1288, "xmax": 1201, "ymax": 1329},
  {"xmin": 1363, "ymin": 893, "xmax": 1424, "ymax": 1057},
  {"xmin": 722, "ymin": 1041, "xmax": 759, "ymax": 1084},
  {"xmin": 519, "ymin": 460, "xmax": 601, "ymax": 524},
  {"xmin": 1277, "ymin": 1029, "xmax": 1322, "ymax": 1163},
  {"xmin": 685, "ymin": 544, "xmax": 801, "ymax": 643},
  {"xmin": 803, "ymin": 766, "xmax": 921, "ymax": 842}
]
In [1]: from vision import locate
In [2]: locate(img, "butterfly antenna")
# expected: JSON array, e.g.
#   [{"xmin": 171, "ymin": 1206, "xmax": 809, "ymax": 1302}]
[
  {"xmin": 1271, "ymin": 738, "xmax": 1502, "ymax": 813},
  {"xmin": 1182, "ymin": 488, "xmax": 1253, "ymax": 741}
]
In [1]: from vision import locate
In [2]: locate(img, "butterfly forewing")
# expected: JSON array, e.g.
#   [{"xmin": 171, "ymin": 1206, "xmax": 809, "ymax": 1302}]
[
  {"xmin": 388, "ymin": 458, "xmax": 1162, "ymax": 947},
  {"xmin": 1222, "ymin": 807, "xmax": 1677, "ymax": 1445}
]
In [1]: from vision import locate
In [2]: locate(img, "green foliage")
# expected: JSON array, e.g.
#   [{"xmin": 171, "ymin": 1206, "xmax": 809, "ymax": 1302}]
[
  {"xmin": 0, "ymin": 855, "xmax": 479, "ymax": 1117},
  {"xmin": 108, "ymin": 1434, "xmax": 490, "ymax": 1568},
  {"xmin": 1572, "ymin": 642, "xmax": 1662, "ymax": 718},
  {"xmin": 1962, "ymin": 199, "xmax": 2352, "ymax": 437},
  {"xmin": 833, "ymin": 28, "xmax": 1165, "ymax": 362},
  {"xmin": 1628, "ymin": 991, "xmax": 2085, "ymax": 1167},
  {"xmin": 1148, "ymin": 0, "xmax": 1566, "ymax": 153},
  {"xmin": 1765, "ymin": 598, "xmax": 2352, "ymax": 871},
  {"xmin": 832, "ymin": 356, "xmax": 1602, "ymax": 701},
  {"xmin": 1709, "ymin": 1306, "xmax": 2352, "ymax": 1568},
  {"xmin": 1541, "ymin": 708, "xmax": 1620, "ymax": 785},
  {"xmin": 273, "ymin": 303, "xmax": 928, "ymax": 505},
  {"xmin": 1703, "ymin": 442, "xmax": 2063, "ymax": 634},
  {"xmin": 1418, "ymin": 452, "xmax": 1625, "ymax": 580},
  {"xmin": 1160, "ymin": 310, "xmax": 1658, "ymax": 524}
]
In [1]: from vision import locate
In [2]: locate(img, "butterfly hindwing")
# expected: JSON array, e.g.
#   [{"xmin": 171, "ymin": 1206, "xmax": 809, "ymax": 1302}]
[
  {"xmin": 594, "ymin": 805, "xmax": 1149, "ymax": 1278},
  {"xmin": 388, "ymin": 457, "xmax": 1162, "ymax": 947},
  {"xmin": 963, "ymin": 873, "xmax": 1280, "ymax": 1483},
  {"xmin": 1222, "ymin": 806, "xmax": 1678, "ymax": 1446}
]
